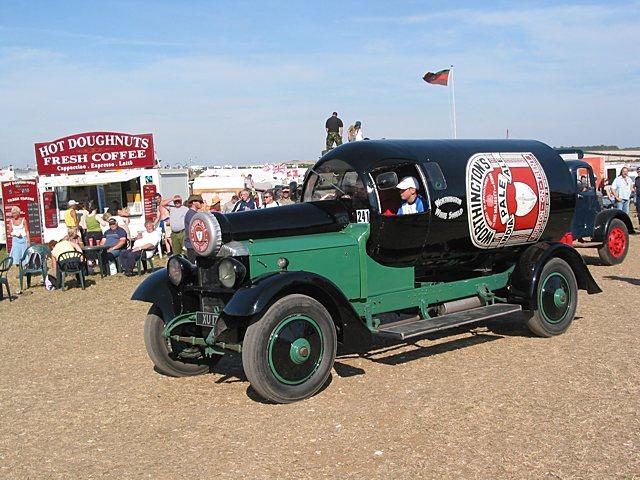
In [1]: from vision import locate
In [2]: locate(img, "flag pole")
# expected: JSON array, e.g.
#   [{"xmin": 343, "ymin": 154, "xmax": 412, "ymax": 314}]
[{"xmin": 450, "ymin": 65, "xmax": 457, "ymax": 139}]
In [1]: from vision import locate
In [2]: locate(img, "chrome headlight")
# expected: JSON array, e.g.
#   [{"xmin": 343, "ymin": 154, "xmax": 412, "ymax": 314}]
[
  {"xmin": 218, "ymin": 258, "xmax": 246, "ymax": 289},
  {"xmin": 168, "ymin": 256, "xmax": 184, "ymax": 286}
]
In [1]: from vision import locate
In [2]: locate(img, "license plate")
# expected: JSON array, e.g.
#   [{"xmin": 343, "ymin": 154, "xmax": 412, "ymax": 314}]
[{"xmin": 196, "ymin": 311, "xmax": 219, "ymax": 327}]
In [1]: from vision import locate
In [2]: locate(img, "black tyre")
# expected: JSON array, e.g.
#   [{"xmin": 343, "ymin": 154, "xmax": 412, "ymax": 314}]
[
  {"xmin": 526, "ymin": 258, "xmax": 578, "ymax": 338},
  {"xmin": 143, "ymin": 306, "xmax": 214, "ymax": 377},
  {"xmin": 597, "ymin": 219, "xmax": 629, "ymax": 266},
  {"xmin": 242, "ymin": 294, "xmax": 337, "ymax": 404}
]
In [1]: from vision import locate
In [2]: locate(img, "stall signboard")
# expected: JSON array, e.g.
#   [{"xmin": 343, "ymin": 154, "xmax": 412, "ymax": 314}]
[
  {"xmin": 143, "ymin": 184, "xmax": 157, "ymax": 223},
  {"xmin": 1, "ymin": 180, "xmax": 42, "ymax": 251},
  {"xmin": 35, "ymin": 132, "xmax": 155, "ymax": 175},
  {"xmin": 42, "ymin": 191, "xmax": 59, "ymax": 229}
]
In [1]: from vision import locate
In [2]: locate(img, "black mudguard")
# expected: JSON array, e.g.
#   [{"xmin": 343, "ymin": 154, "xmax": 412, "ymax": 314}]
[
  {"xmin": 592, "ymin": 209, "xmax": 635, "ymax": 243},
  {"xmin": 509, "ymin": 242, "xmax": 602, "ymax": 310},
  {"xmin": 223, "ymin": 271, "xmax": 371, "ymax": 352},
  {"xmin": 131, "ymin": 268, "xmax": 176, "ymax": 322}
]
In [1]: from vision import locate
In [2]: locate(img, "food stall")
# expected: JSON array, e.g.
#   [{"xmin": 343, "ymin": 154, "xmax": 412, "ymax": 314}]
[{"xmin": 34, "ymin": 132, "xmax": 189, "ymax": 241}]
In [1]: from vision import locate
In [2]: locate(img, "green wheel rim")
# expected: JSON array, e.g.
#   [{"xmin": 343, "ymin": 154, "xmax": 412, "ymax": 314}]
[
  {"xmin": 538, "ymin": 272, "xmax": 571, "ymax": 324},
  {"xmin": 267, "ymin": 315, "xmax": 324, "ymax": 385}
]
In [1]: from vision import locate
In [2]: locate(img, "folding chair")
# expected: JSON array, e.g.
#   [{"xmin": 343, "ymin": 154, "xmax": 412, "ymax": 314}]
[{"xmin": 0, "ymin": 257, "xmax": 13, "ymax": 301}]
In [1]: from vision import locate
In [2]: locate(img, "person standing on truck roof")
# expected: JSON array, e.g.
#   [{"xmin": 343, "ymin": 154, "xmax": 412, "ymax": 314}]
[
  {"xmin": 612, "ymin": 167, "xmax": 634, "ymax": 214},
  {"xmin": 162, "ymin": 195, "xmax": 189, "ymax": 255},
  {"xmin": 325, "ymin": 112, "xmax": 343, "ymax": 151},
  {"xmin": 347, "ymin": 121, "xmax": 364, "ymax": 142},
  {"xmin": 396, "ymin": 177, "xmax": 426, "ymax": 215}
]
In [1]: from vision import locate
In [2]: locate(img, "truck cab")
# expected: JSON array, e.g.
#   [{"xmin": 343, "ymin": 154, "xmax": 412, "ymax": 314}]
[{"xmin": 565, "ymin": 160, "xmax": 634, "ymax": 265}]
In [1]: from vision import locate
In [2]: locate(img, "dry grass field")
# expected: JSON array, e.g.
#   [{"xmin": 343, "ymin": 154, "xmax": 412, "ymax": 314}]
[{"xmin": 0, "ymin": 237, "xmax": 639, "ymax": 479}]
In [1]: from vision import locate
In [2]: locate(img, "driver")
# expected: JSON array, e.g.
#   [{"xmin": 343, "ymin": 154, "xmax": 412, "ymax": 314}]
[{"xmin": 396, "ymin": 176, "xmax": 425, "ymax": 215}]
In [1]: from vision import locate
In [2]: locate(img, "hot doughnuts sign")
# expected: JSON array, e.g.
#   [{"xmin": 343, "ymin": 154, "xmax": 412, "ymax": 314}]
[
  {"xmin": 35, "ymin": 132, "xmax": 155, "ymax": 175},
  {"xmin": 466, "ymin": 152, "xmax": 550, "ymax": 249}
]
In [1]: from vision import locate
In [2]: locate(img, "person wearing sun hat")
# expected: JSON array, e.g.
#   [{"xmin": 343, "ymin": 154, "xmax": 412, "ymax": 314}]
[
  {"xmin": 396, "ymin": 176, "xmax": 425, "ymax": 215},
  {"xmin": 209, "ymin": 195, "xmax": 222, "ymax": 212},
  {"xmin": 279, "ymin": 186, "xmax": 294, "ymax": 205},
  {"xmin": 183, "ymin": 194, "xmax": 204, "ymax": 262}
]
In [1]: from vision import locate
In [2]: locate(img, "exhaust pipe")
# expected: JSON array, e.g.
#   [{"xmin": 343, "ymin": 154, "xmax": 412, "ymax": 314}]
[{"xmin": 434, "ymin": 296, "xmax": 483, "ymax": 316}]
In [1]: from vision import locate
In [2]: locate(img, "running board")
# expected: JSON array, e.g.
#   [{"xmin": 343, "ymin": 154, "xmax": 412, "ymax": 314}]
[{"xmin": 374, "ymin": 304, "xmax": 522, "ymax": 341}]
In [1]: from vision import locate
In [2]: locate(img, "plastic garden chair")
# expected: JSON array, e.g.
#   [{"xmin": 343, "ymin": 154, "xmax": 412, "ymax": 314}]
[
  {"xmin": 0, "ymin": 256, "xmax": 13, "ymax": 301},
  {"xmin": 57, "ymin": 251, "xmax": 87, "ymax": 290},
  {"xmin": 18, "ymin": 244, "xmax": 50, "ymax": 291}
]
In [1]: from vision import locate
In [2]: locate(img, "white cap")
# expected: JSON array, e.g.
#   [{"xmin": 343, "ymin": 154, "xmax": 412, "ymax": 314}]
[
  {"xmin": 67, "ymin": 200, "xmax": 78, "ymax": 206},
  {"xmin": 396, "ymin": 176, "xmax": 418, "ymax": 190}
]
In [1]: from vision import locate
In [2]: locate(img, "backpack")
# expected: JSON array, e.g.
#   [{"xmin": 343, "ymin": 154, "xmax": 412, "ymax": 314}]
[{"xmin": 45, "ymin": 274, "xmax": 58, "ymax": 291}]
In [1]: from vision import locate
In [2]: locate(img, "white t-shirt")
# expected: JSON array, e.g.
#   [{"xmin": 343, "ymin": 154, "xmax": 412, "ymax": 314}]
[
  {"xmin": 262, "ymin": 201, "xmax": 280, "ymax": 208},
  {"xmin": 134, "ymin": 229, "xmax": 161, "ymax": 258}
]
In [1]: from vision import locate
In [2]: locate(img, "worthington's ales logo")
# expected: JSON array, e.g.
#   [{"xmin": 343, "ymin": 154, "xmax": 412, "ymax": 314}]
[{"xmin": 466, "ymin": 152, "xmax": 550, "ymax": 249}]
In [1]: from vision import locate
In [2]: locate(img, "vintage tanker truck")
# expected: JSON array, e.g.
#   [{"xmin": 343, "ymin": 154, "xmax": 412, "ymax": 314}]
[{"xmin": 133, "ymin": 139, "xmax": 601, "ymax": 403}]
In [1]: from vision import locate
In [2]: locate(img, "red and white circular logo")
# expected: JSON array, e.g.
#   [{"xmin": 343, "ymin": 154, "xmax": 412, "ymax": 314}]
[
  {"xmin": 466, "ymin": 152, "xmax": 550, "ymax": 249},
  {"xmin": 189, "ymin": 217, "xmax": 210, "ymax": 254}
]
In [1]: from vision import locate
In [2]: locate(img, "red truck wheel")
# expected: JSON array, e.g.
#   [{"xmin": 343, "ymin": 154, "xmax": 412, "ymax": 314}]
[{"xmin": 598, "ymin": 219, "xmax": 629, "ymax": 266}]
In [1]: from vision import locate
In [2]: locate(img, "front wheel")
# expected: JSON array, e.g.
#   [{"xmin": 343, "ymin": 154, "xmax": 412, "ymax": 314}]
[
  {"xmin": 242, "ymin": 294, "xmax": 337, "ymax": 404},
  {"xmin": 143, "ymin": 307, "xmax": 214, "ymax": 377},
  {"xmin": 598, "ymin": 219, "xmax": 629, "ymax": 265},
  {"xmin": 526, "ymin": 258, "xmax": 578, "ymax": 338}
]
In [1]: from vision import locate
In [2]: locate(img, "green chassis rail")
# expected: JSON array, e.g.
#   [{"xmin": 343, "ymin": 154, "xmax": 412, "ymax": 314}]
[{"xmin": 162, "ymin": 265, "xmax": 514, "ymax": 352}]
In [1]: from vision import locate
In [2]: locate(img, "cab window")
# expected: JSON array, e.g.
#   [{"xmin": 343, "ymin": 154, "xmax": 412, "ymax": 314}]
[
  {"xmin": 303, "ymin": 159, "xmax": 368, "ymax": 209},
  {"xmin": 576, "ymin": 167, "xmax": 594, "ymax": 192},
  {"xmin": 372, "ymin": 162, "xmax": 428, "ymax": 215}
]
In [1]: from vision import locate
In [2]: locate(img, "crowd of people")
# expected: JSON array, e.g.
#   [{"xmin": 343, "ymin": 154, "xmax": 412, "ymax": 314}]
[{"xmin": 153, "ymin": 186, "xmax": 297, "ymax": 258}]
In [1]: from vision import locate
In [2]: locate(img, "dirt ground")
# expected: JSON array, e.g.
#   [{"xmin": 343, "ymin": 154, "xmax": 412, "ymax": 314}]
[{"xmin": 0, "ymin": 236, "xmax": 639, "ymax": 480}]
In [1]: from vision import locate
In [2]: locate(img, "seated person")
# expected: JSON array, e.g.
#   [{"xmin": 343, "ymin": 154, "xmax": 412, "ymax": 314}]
[
  {"xmin": 396, "ymin": 176, "xmax": 426, "ymax": 215},
  {"xmin": 103, "ymin": 218, "xmax": 128, "ymax": 263},
  {"xmin": 49, "ymin": 231, "xmax": 84, "ymax": 280},
  {"xmin": 118, "ymin": 220, "xmax": 161, "ymax": 276}
]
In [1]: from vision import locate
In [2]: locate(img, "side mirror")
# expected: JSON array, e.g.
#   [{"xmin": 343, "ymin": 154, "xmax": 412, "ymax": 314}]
[{"xmin": 376, "ymin": 172, "xmax": 398, "ymax": 190}]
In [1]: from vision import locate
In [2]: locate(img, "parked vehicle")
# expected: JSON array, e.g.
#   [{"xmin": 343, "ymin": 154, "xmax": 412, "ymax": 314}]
[
  {"xmin": 563, "ymin": 159, "xmax": 634, "ymax": 265},
  {"xmin": 133, "ymin": 139, "xmax": 601, "ymax": 403}
]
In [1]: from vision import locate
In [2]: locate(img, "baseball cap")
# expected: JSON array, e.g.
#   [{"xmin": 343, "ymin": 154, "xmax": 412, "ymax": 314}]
[
  {"xmin": 396, "ymin": 176, "xmax": 419, "ymax": 190},
  {"xmin": 68, "ymin": 200, "xmax": 78, "ymax": 206},
  {"xmin": 108, "ymin": 218, "xmax": 117, "ymax": 225}
]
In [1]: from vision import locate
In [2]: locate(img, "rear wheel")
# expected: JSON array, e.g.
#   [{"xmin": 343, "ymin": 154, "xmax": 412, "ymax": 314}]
[
  {"xmin": 242, "ymin": 294, "xmax": 337, "ymax": 403},
  {"xmin": 144, "ymin": 306, "xmax": 216, "ymax": 377},
  {"xmin": 526, "ymin": 258, "xmax": 578, "ymax": 338},
  {"xmin": 598, "ymin": 219, "xmax": 628, "ymax": 265}
]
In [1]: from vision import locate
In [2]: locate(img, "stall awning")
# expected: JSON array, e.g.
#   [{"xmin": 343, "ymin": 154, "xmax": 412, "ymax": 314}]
[{"xmin": 38, "ymin": 170, "xmax": 143, "ymax": 188}]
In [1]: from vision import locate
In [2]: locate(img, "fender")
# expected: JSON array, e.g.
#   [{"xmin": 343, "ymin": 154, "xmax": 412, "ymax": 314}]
[
  {"xmin": 131, "ymin": 268, "xmax": 176, "ymax": 322},
  {"xmin": 509, "ymin": 242, "xmax": 602, "ymax": 310},
  {"xmin": 223, "ymin": 270, "xmax": 371, "ymax": 351},
  {"xmin": 592, "ymin": 209, "xmax": 635, "ymax": 243}
]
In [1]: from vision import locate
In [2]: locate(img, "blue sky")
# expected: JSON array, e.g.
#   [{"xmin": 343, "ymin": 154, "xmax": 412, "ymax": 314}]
[{"xmin": 1, "ymin": 0, "xmax": 639, "ymax": 167}]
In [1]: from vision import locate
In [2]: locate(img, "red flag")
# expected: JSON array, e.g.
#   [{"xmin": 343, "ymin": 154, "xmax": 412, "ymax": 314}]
[{"xmin": 423, "ymin": 69, "xmax": 450, "ymax": 86}]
